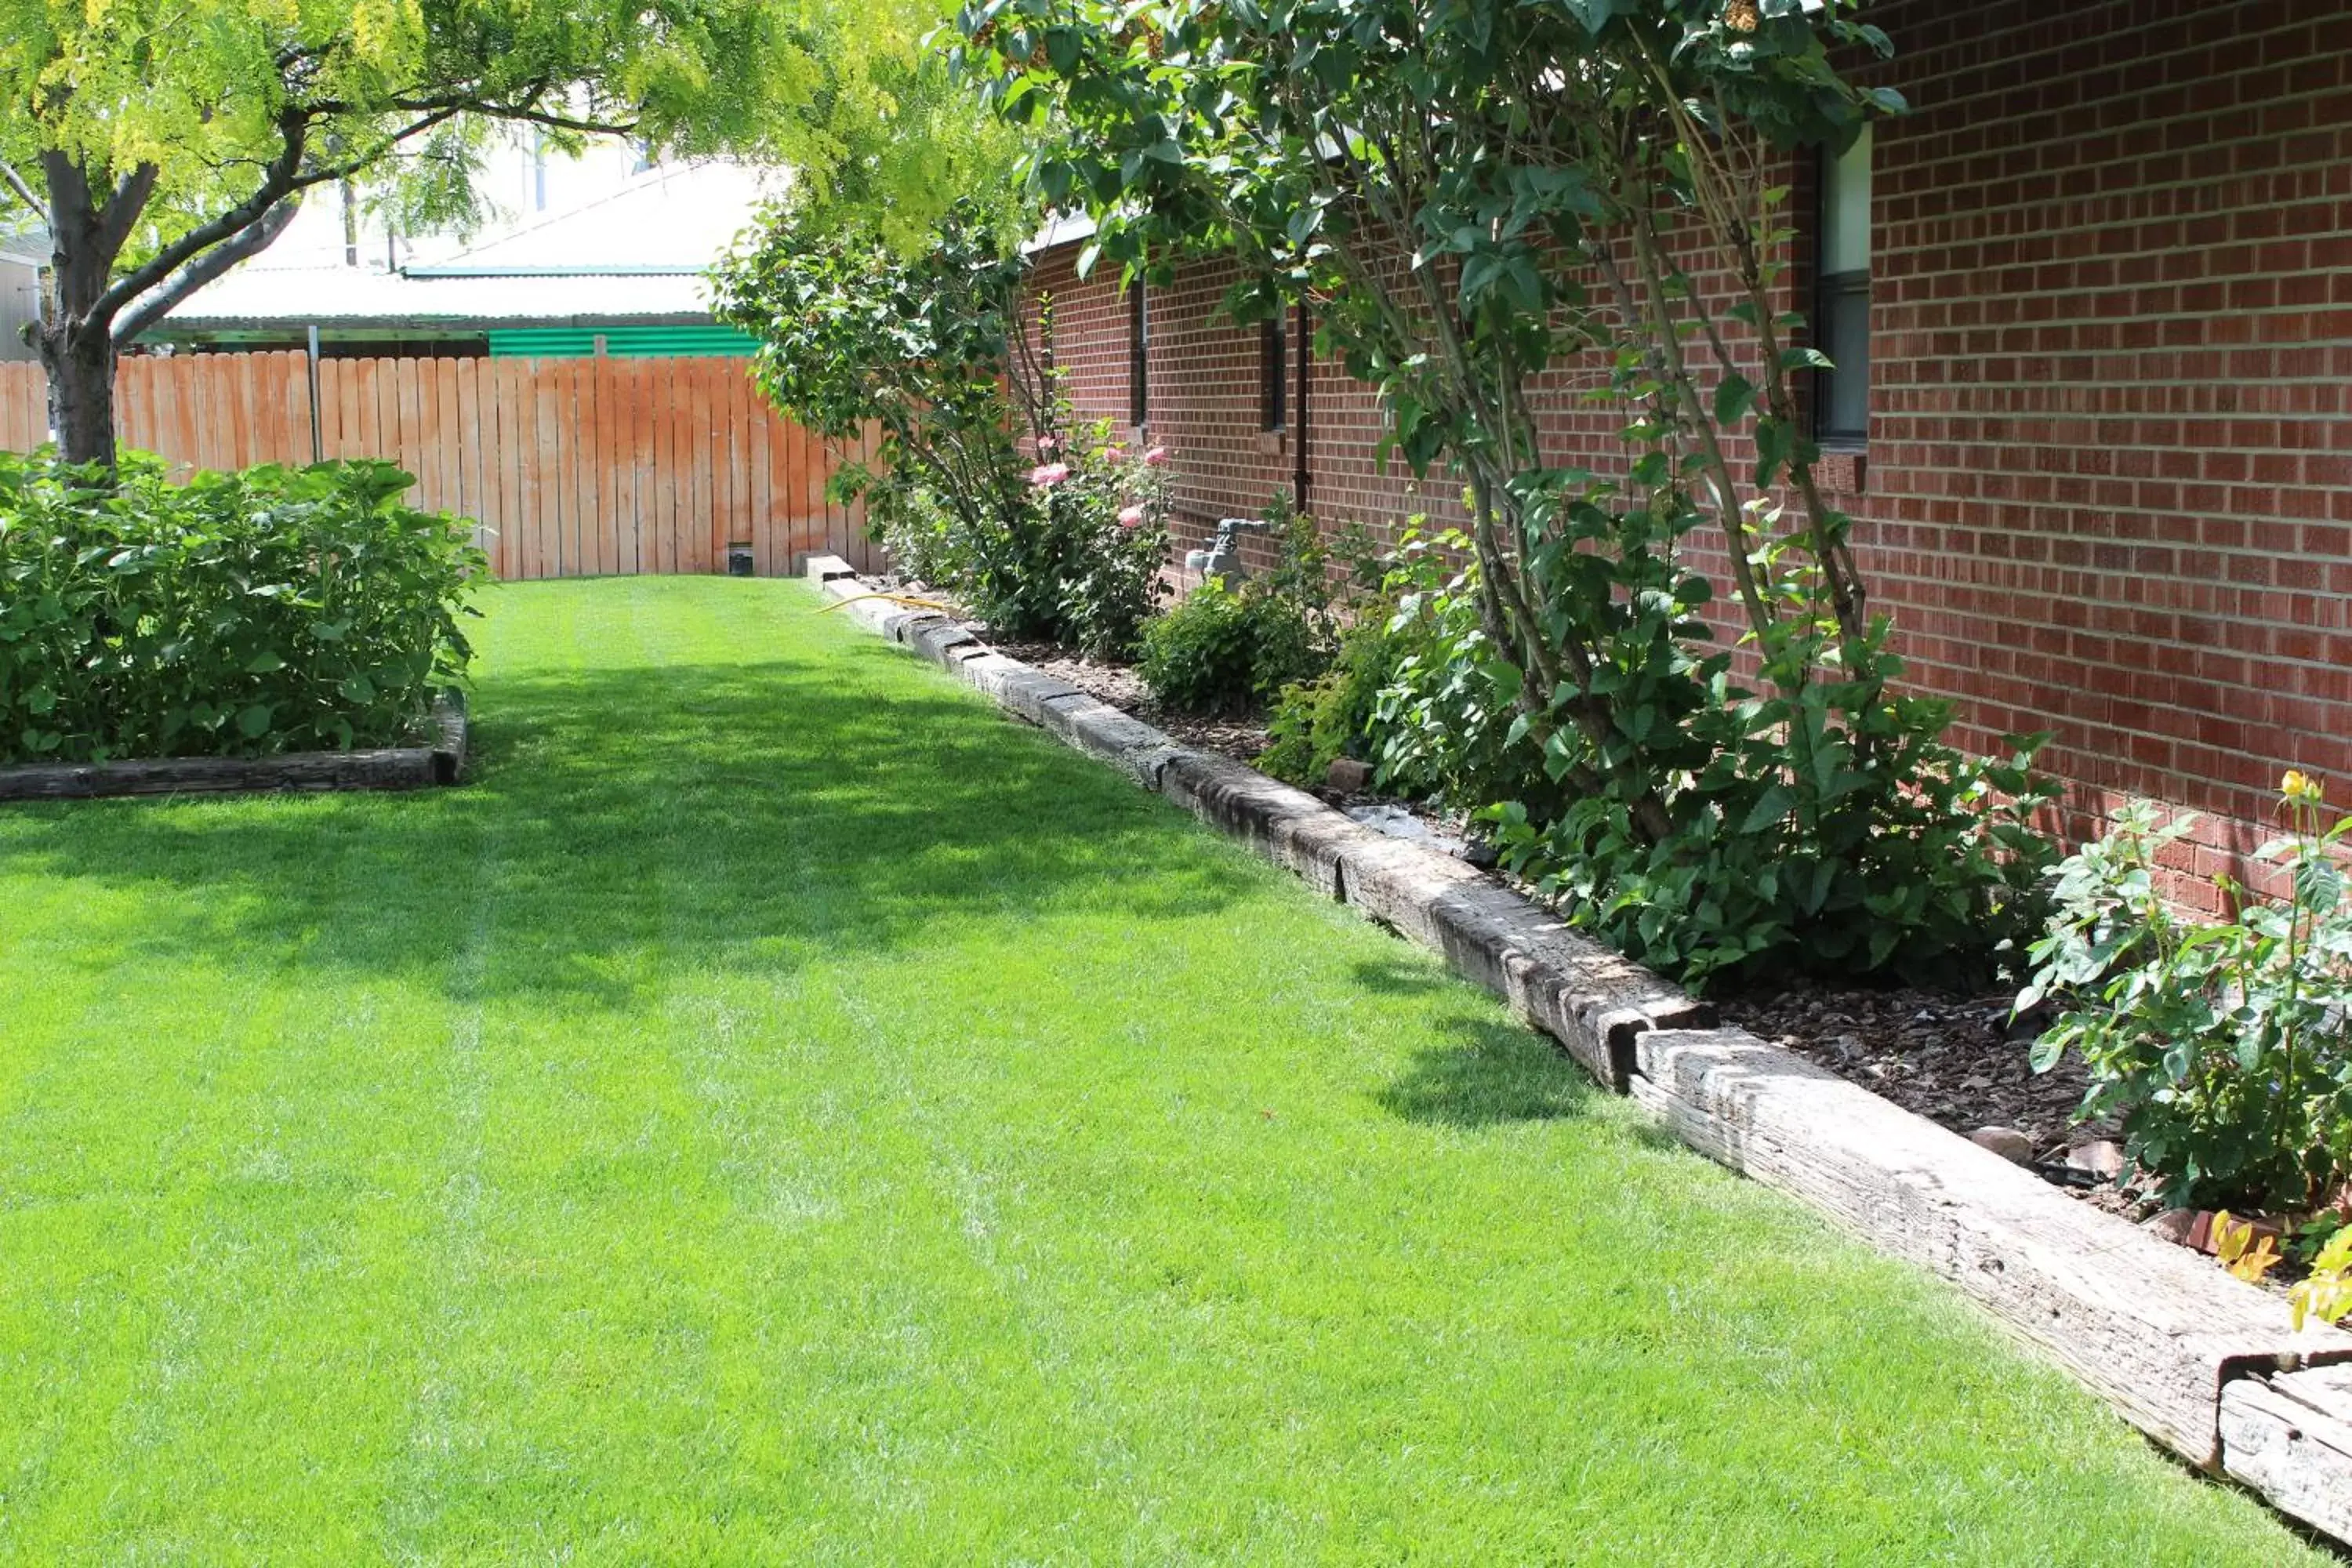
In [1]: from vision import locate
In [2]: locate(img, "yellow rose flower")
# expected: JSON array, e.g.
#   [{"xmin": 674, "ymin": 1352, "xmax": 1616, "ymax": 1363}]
[{"xmin": 2282, "ymin": 770, "xmax": 2322, "ymax": 803}]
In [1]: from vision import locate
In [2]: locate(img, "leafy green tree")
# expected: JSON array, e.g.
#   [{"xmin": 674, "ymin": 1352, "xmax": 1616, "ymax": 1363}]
[
  {"xmin": 0, "ymin": 0, "xmax": 980, "ymax": 466},
  {"xmin": 716, "ymin": 204, "xmax": 1036, "ymax": 555},
  {"xmin": 959, "ymin": 0, "xmax": 2055, "ymax": 984},
  {"xmin": 715, "ymin": 204, "xmax": 1170, "ymax": 651}
]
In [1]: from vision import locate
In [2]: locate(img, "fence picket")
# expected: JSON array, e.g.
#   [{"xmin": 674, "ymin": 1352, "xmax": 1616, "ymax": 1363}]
[{"xmin": 0, "ymin": 352, "xmax": 835, "ymax": 579}]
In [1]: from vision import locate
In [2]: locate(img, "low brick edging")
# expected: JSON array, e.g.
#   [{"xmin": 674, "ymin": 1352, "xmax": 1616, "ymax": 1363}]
[
  {"xmin": 806, "ymin": 557, "xmax": 2352, "ymax": 1540},
  {"xmin": 0, "ymin": 689, "xmax": 470, "ymax": 801}
]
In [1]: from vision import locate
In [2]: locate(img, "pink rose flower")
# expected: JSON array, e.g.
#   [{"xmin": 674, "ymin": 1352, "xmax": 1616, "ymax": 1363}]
[
  {"xmin": 1035, "ymin": 434, "xmax": 1059, "ymax": 455},
  {"xmin": 1143, "ymin": 445, "xmax": 1171, "ymax": 466},
  {"xmin": 1117, "ymin": 504, "xmax": 1145, "ymax": 529},
  {"xmin": 1029, "ymin": 463, "xmax": 1070, "ymax": 487}
]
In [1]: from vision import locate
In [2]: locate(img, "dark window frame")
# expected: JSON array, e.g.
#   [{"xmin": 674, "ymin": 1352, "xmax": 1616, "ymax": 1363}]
[
  {"xmin": 1127, "ymin": 281, "xmax": 1149, "ymax": 427},
  {"xmin": 1811, "ymin": 140, "xmax": 1871, "ymax": 449},
  {"xmin": 1260, "ymin": 315, "xmax": 1287, "ymax": 432}
]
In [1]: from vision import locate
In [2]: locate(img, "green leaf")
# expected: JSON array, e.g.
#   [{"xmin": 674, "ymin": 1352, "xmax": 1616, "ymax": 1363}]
[
  {"xmin": 1740, "ymin": 784, "xmax": 1795, "ymax": 834},
  {"xmin": 236, "ymin": 703, "xmax": 274, "ymax": 738},
  {"xmin": 1712, "ymin": 373, "xmax": 1755, "ymax": 426},
  {"xmin": 245, "ymin": 649, "xmax": 286, "ymax": 673},
  {"xmin": 1563, "ymin": 0, "xmax": 1621, "ymax": 33}
]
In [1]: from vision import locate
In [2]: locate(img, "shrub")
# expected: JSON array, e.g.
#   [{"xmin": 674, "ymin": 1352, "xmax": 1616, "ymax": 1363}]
[
  {"xmin": 1141, "ymin": 497, "xmax": 1356, "ymax": 713},
  {"xmin": 1259, "ymin": 612, "xmax": 1402, "ymax": 787},
  {"xmin": 2022, "ymin": 778, "xmax": 2352, "ymax": 1212},
  {"xmin": 967, "ymin": 3, "xmax": 2063, "ymax": 991},
  {"xmin": 717, "ymin": 206, "xmax": 1171, "ymax": 653},
  {"xmin": 1359, "ymin": 532, "xmax": 1555, "ymax": 815},
  {"xmin": 1492, "ymin": 701, "xmax": 2058, "ymax": 990},
  {"xmin": 0, "ymin": 452, "xmax": 482, "ymax": 764},
  {"xmin": 1023, "ymin": 419, "xmax": 1171, "ymax": 657},
  {"xmin": 1139, "ymin": 578, "xmax": 1304, "ymax": 713}
]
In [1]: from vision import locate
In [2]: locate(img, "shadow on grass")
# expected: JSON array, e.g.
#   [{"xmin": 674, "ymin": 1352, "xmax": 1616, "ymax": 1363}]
[
  {"xmin": 1347, "ymin": 957, "xmax": 1449, "ymax": 997},
  {"xmin": 0, "ymin": 652, "xmax": 1260, "ymax": 1011},
  {"xmin": 1374, "ymin": 1015, "xmax": 1600, "ymax": 1127}
]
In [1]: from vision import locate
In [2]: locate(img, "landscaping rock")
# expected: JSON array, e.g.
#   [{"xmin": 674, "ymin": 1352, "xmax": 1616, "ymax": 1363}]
[
  {"xmin": 1160, "ymin": 748, "xmax": 1368, "ymax": 901},
  {"xmin": 957, "ymin": 652, "xmax": 1086, "ymax": 726},
  {"xmin": 1970, "ymin": 1126, "xmax": 2035, "ymax": 1166},
  {"xmin": 2067, "ymin": 1140, "xmax": 2127, "ymax": 1180},
  {"xmin": 907, "ymin": 619, "xmax": 980, "ymax": 667},
  {"xmin": 1040, "ymin": 697, "xmax": 1182, "ymax": 788},
  {"xmin": 2144, "ymin": 1208, "xmax": 2199, "ymax": 1247}
]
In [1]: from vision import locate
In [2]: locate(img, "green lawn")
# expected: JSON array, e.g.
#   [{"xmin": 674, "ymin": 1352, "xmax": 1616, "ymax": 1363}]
[{"xmin": 0, "ymin": 575, "xmax": 2321, "ymax": 1564}]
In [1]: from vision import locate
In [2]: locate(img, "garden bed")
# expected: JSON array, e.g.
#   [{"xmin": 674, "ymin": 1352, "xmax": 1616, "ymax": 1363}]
[
  {"xmin": 988, "ymin": 638, "xmax": 1275, "ymax": 764},
  {"xmin": 0, "ymin": 689, "xmax": 468, "ymax": 800}
]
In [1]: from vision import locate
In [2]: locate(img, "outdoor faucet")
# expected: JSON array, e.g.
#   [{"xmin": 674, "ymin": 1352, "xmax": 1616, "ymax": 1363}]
[{"xmin": 1183, "ymin": 517, "xmax": 1273, "ymax": 590}]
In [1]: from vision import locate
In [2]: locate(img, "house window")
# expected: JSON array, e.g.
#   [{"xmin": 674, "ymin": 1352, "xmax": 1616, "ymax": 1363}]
[
  {"xmin": 1260, "ymin": 314, "xmax": 1287, "ymax": 432},
  {"xmin": 1128, "ymin": 281, "xmax": 1149, "ymax": 427},
  {"xmin": 1813, "ymin": 122, "xmax": 1871, "ymax": 447}
]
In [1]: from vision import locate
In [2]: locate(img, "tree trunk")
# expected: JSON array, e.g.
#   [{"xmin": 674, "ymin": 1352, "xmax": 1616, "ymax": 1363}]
[
  {"xmin": 32, "ymin": 152, "xmax": 125, "ymax": 469},
  {"xmin": 45, "ymin": 332, "xmax": 115, "ymax": 468}
]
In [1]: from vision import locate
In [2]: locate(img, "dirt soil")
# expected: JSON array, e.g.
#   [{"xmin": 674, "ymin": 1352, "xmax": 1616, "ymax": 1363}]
[
  {"xmin": 1709, "ymin": 985, "xmax": 2136, "ymax": 1192},
  {"xmin": 987, "ymin": 638, "xmax": 1277, "ymax": 764}
]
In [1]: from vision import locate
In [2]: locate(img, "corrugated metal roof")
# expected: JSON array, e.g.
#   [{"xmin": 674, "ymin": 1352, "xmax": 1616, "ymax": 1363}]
[
  {"xmin": 154, "ymin": 161, "xmax": 775, "ymax": 336},
  {"xmin": 154, "ymin": 267, "xmax": 716, "ymax": 333},
  {"xmin": 416, "ymin": 162, "xmax": 771, "ymax": 275},
  {"xmin": 488, "ymin": 325, "xmax": 758, "ymax": 358}
]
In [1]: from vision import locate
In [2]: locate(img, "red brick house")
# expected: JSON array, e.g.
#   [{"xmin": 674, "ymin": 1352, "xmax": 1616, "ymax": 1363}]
[{"xmin": 1023, "ymin": 0, "xmax": 2352, "ymax": 908}]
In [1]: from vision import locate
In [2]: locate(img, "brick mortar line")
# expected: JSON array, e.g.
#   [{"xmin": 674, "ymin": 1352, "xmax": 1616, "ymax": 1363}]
[{"xmin": 1889, "ymin": 8, "xmax": 2335, "ymax": 98}]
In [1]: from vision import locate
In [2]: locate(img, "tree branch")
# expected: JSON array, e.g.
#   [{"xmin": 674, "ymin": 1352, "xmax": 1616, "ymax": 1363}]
[
  {"xmin": 112, "ymin": 196, "xmax": 302, "ymax": 345},
  {"xmin": 396, "ymin": 97, "xmax": 641, "ymax": 137},
  {"xmin": 0, "ymin": 159, "xmax": 43, "ymax": 221},
  {"xmin": 97, "ymin": 163, "xmax": 159, "ymax": 259},
  {"xmin": 92, "ymin": 102, "xmax": 465, "ymax": 328}
]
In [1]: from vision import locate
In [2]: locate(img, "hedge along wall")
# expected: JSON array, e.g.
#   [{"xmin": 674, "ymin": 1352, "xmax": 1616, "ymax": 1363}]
[{"xmin": 1027, "ymin": 0, "xmax": 2352, "ymax": 914}]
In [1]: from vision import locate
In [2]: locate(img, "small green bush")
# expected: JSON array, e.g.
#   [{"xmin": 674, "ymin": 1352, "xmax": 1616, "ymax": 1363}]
[
  {"xmin": 1138, "ymin": 578, "xmax": 1311, "ymax": 713},
  {"xmin": 1360, "ymin": 532, "xmax": 1555, "ymax": 813},
  {"xmin": 1142, "ymin": 498, "xmax": 1373, "ymax": 716},
  {"xmin": 0, "ymin": 452, "xmax": 483, "ymax": 764},
  {"xmin": 2023, "ymin": 779, "xmax": 2352, "ymax": 1211},
  {"xmin": 1261, "ymin": 608, "xmax": 1404, "ymax": 787}
]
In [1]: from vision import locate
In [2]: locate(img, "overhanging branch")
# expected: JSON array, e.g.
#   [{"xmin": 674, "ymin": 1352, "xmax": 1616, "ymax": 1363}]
[
  {"xmin": 0, "ymin": 159, "xmax": 43, "ymax": 221},
  {"xmin": 90, "ymin": 101, "xmax": 464, "ymax": 328},
  {"xmin": 113, "ymin": 197, "xmax": 301, "ymax": 345},
  {"xmin": 83, "ymin": 71, "xmax": 641, "ymax": 342}
]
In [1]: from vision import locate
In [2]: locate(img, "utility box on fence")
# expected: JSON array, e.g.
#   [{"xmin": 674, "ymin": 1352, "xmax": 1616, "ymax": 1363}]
[{"xmin": 726, "ymin": 543, "xmax": 755, "ymax": 577}]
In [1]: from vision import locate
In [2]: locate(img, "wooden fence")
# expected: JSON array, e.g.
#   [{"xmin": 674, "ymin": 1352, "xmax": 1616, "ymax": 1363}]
[{"xmin": 0, "ymin": 352, "xmax": 875, "ymax": 579}]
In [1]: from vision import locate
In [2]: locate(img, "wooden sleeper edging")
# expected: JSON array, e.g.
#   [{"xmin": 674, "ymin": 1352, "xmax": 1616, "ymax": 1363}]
[
  {"xmin": 1629, "ymin": 1025, "xmax": 2352, "ymax": 1468},
  {"xmin": 804, "ymin": 556, "xmax": 2352, "ymax": 1535},
  {"xmin": 2221, "ymin": 1365, "xmax": 2352, "ymax": 1538},
  {"xmin": 0, "ymin": 689, "xmax": 470, "ymax": 800}
]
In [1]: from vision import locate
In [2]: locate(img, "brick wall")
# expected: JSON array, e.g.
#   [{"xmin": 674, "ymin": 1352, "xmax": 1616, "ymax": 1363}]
[
  {"xmin": 1858, "ymin": 0, "xmax": 2352, "ymax": 906},
  {"xmin": 1023, "ymin": 0, "xmax": 2352, "ymax": 906}
]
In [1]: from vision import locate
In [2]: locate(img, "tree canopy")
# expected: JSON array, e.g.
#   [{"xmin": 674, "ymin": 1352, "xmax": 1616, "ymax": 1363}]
[{"xmin": 0, "ymin": 0, "xmax": 1011, "ymax": 462}]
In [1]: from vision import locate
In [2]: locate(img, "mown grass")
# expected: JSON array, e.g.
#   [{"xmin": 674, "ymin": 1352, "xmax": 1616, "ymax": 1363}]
[{"xmin": 0, "ymin": 575, "xmax": 2325, "ymax": 1564}]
